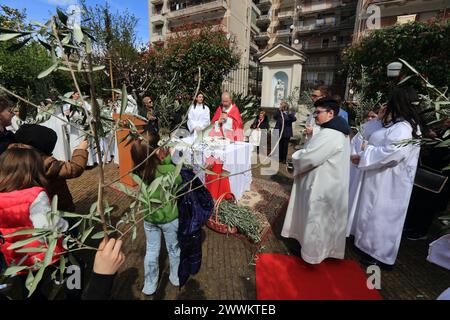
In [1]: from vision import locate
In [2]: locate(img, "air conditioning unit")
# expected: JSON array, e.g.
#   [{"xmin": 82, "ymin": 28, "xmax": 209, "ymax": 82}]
[{"xmin": 332, "ymin": 36, "xmax": 337, "ymax": 41}]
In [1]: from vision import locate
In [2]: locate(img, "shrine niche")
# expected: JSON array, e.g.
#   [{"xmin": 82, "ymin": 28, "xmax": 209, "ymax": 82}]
[{"xmin": 258, "ymin": 43, "xmax": 305, "ymax": 110}]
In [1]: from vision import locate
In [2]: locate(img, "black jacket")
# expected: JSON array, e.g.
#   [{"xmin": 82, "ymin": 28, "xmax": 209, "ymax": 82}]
[
  {"xmin": 320, "ymin": 116, "xmax": 351, "ymax": 136},
  {"xmin": 274, "ymin": 110, "xmax": 297, "ymax": 138},
  {"xmin": 82, "ymin": 273, "xmax": 115, "ymax": 300},
  {"xmin": 0, "ymin": 129, "xmax": 15, "ymax": 155},
  {"xmin": 250, "ymin": 115, "xmax": 270, "ymax": 130},
  {"xmin": 177, "ymin": 167, "xmax": 214, "ymax": 287}
]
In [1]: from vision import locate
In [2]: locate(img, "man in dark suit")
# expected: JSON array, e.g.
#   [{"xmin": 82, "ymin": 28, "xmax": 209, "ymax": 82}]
[{"xmin": 274, "ymin": 101, "xmax": 297, "ymax": 164}]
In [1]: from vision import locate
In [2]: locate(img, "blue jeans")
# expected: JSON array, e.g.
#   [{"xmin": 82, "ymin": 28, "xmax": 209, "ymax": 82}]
[{"xmin": 142, "ymin": 219, "xmax": 180, "ymax": 295}]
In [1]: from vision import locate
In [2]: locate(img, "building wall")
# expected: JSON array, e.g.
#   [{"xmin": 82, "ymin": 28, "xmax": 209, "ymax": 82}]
[
  {"xmin": 354, "ymin": 0, "xmax": 450, "ymax": 42},
  {"xmin": 294, "ymin": 0, "xmax": 358, "ymax": 96},
  {"xmin": 148, "ymin": 0, "xmax": 260, "ymax": 95}
]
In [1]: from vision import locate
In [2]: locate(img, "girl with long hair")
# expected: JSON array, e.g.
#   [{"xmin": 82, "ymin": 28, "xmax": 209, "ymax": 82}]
[
  {"xmin": 131, "ymin": 134, "xmax": 181, "ymax": 296},
  {"xmin": 352, "ymin": 87, "xmax": 422, "ymax": 269},
  {"xmin": 0, "ymin": 144, "xmax": 68, "ymax": 298}
]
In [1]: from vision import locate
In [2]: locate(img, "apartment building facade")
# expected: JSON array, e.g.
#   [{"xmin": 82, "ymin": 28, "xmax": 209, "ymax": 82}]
[
  {"xmin": 293, "ymin": 0, "xmax": 357, "ymax": 96},
  {"xmin": 254, "ymin": 0, "xmax": 358, "ymax": 96},
  {"xmin": 148, "ymin": 0, "xmax": 263, "ymax": 95},
  {"xmin": 353, "ymin": 0, "xmax": 450, "ymax": 43}
]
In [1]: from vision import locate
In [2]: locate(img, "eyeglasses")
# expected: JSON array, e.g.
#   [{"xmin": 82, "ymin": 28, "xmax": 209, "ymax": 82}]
[{"xmin": 313, "ymin": 110, "xmax": 328, "ymax": 116}]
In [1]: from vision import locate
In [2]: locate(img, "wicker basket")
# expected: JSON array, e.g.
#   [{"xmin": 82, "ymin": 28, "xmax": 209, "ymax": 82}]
[{"xmin": 207, "ymin": 192, "xmax": 238, "ymax": 235}]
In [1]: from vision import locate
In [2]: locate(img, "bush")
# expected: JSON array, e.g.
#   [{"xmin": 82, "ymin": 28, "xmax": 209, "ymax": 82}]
[
  {"xmin": 342, "ymin": 20, "xmax": 450, "ymax": 101},
  {"xmin": 143, "ymin": 24, "xmax": 240, "ymax": 130}
]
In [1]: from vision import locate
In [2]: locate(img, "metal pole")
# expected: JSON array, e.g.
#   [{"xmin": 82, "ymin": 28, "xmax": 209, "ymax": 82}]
[
  {"xmin": 291, "ymin": 0, "xmax": 298, "ymax": 46},
  {"xmin": 109, "ymin": 56, "xmax": 115, "ymax": 102}
]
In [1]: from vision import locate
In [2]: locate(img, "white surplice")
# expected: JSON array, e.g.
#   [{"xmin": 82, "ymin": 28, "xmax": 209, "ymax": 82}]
[
  {"xmin": 427, "ymin": 234, "xmax": 450, "ymax": 271},
  {"xmin": 41, "ymin": 106, "xmax": 71, "ymax": 161},
  {"xmin": 281, "ymin": 127, "xmax": 350, "ymax": 264},
  {"xmin": 353, "ymin": 121, "xmax": 420, "ymax": 265},
  {"xmin": 124, "ymin": 95, "xmax": 139, "ymax": 115},
  {"xmin": 346, "ymin": 120, "xmax": 383, "ymax": 237},
  {"xmin": 187, "ymin": 103, "xmax": 210, "ymax": 140},
  {"xmin": 6, "ymin": 115, "xmax": 20, "ymax": 133},
  {"xmin": 63, "ymin": 102, "xmax": 98, "ymax": 165}
]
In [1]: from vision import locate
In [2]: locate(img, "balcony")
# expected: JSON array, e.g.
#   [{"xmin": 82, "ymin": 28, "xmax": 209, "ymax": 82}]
[
  {"xmin": 303, "ymin": 62, "xmax": 339, "ymax": 70},
  {"xmin": 151, "ymin": 33, "xmax": 165, "ymax": 43},
  {"xmin": 251, "ymin": 22, "xmax": 260, "ymax": 34},
  {"xmin": 278, "ymin": 10, "xmax": 293, "ymax": 21},
  {"xmin": 254, "ymin": 32, "xmax": 269, "ymax": 41},
  {"xmin": 250, "ymin": 40, "xmax": 259, "ymax": 53},
  {"xmin": 166, "ymin": 0, "xmax": 227, "ymax": 21},
  {"xmin": 303, "ymin": 42, "xmax": 349, "ymax": 52},
  {"xmin": 294, "ymin": 21, "xmax": 354, "ymax": 35},
  {"xmin": 256, "ymin": 14, "xmax": 271, "ymax": 25},
  {"xmin": 298, "ymin": 0, "xmax": 342, "ymax": 16},
  {"xmin": 276, "ymin": 28, "xmax": 291, "ymax": 38},
  {"xmin": 150, "ymin": 14, "xmax": 165, "ymax": 25},
  {"xmin": 255, "ymin": 0, "xmax": 271, "ymax": 8}
]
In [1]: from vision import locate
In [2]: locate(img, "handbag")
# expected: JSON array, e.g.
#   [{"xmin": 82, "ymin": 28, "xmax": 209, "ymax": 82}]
[{"xmin": 414, "ymin": 165, "xmax": 448, "ymax": 194}]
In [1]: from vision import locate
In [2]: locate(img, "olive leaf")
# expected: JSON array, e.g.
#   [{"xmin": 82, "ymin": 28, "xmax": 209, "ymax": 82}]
[{"xmin": 38, "ymin": 63, "xmax": 59, "ymax": 79}]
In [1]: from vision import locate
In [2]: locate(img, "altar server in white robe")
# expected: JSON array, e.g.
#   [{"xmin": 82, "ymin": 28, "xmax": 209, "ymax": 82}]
[
  {"xmin": 187, "ymin": 93, "xmax": 210, "ymax": 140},
  {"xmin": 62, "ymin": 92, "xmax": 98, "ymax": 166},
  {"xmin": 41, "ymin": 101, "xmax": 72, "ymax": 161},
  {"xmin": 347, "ymin": 111, "xmax": 382, "ymax": 237},
  {"xmin": 353, "ymin": 88, "xmax": 422, "ymax": 268},
  {"xmin": 282, "ymin": 98, "xmax": 351, "ymax": 264}
]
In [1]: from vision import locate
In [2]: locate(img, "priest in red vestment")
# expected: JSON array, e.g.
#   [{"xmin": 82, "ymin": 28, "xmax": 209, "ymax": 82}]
[
  {"xmin": 206, "ymin": 92, "xmax": 243, "ymax": 199},
  {"xmin": 209, "ymin": 92, "xmax": 244, "ymax": 141}
]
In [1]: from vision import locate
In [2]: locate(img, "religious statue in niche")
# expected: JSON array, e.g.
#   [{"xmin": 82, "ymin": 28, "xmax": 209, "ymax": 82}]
[{"xmin": 274, "ymin": 79, "xmax": 285, "ymax": 106}]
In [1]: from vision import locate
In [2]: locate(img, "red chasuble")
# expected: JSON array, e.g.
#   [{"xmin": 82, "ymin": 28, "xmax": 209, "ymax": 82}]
[
  {"xmin": 209, "ymin": 104, "xmax": 244, "ymax": 141},
  {"xmin": 205, "ymin": 103, "xmax": 243, "ymax": 199}
]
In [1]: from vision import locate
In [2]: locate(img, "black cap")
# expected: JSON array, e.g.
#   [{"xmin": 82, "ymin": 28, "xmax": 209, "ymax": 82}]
[{"xmin": 15, "ymin": 124, "xmax": 57, "ymax": 156}]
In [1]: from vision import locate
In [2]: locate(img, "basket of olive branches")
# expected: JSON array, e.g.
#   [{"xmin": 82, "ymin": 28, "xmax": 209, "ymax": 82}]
[
  {"xmin": 207, "ymin": 192, "xmax": 263, "ymax": 242},
  {"xmin": 207, "ymin": 192, "xmax": 238, "ymax": 235}
]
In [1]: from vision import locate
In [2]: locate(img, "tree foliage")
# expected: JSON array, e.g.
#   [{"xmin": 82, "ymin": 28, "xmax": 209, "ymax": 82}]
[
  {"xmin": 0, "ymin": 6, "xmax": 73, "ymax": 103},
  {"xmin": 80, "ymin": 0, "xmax": 148, "ymax": 103},
  {"xmin": 145, "ymin": 24, "xmax": 240, "ymax": 110},
  {"xmin": 342, "ymin": 20, "xmax": 450, "ymax": 101}
]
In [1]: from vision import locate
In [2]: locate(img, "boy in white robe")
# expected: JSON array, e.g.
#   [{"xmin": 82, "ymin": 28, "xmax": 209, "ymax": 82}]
[{"xmin": 282, "ymin": 98, "xmax": 351, "ymax": 264}]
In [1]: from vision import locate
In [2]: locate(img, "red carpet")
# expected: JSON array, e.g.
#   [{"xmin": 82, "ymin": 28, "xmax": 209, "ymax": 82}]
[{"xmin": 256, "ymin": 253, "xmax": 382, "ymax": 300}]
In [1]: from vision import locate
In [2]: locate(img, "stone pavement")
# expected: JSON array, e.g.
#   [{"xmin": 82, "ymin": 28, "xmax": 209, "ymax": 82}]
[{"xmin": 67, "ymin": 148, "xmax": 450, "ymax": 300}]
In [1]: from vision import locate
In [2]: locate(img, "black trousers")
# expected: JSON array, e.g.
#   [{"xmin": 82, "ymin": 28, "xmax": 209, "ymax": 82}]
[
  {"xmin": 405, "ymin": 182, "xmax": 450, "ymax": 234},
  {"xmin": 279, "ymin": 137, "xmax": 290, "ymax": 163}
]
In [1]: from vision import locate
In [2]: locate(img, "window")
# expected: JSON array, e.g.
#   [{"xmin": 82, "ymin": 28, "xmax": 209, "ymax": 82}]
[
  {"xmin": 324, "ymin": 14, "xmax": 335, "ymax": 26},
  {"xmin": 153, "ymin": 25, "xmax": 163, "ymax": 36},
  {"xmin": 322, "ymin": 38, "xmax": 329, "ymax": 48},
  {"xmin": 319, "ymin": 56, "xmax": 328, "ymax": 64},
  {"xmin": 154, "ymin": 4, "xmax": 163, "ymax": 15}
]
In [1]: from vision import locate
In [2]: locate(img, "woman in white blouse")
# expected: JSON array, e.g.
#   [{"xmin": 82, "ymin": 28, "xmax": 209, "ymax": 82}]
[{"xmin": 187, "ymin": 93, "xmax": 210, "ymax": 140}]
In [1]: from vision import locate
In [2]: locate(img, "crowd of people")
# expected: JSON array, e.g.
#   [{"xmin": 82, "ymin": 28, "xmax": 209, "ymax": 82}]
[
  {"xmin": 0, "ymin": 90, "xmax": 247, "ymax": 299},
  {"xmin": 281, "ymin": 83, "xmax": 450, "ymax": 272},
  {"xmin": 0, "ymin": 75, "xmax": 449, "ymax": 299}
]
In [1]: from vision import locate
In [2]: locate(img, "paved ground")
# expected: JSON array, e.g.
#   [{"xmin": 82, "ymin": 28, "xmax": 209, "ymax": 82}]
[{"xmin": 67, "ymin": 143, "xmax": 450, "ymax": 300}]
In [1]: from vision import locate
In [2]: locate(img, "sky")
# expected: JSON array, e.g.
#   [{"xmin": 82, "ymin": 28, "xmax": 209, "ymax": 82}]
[{"xmin": 1, "ymin": 0, "xmax": 149, "ymax": 44}]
